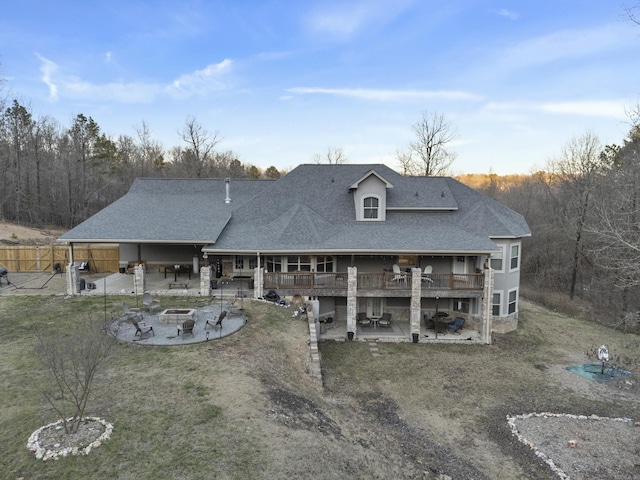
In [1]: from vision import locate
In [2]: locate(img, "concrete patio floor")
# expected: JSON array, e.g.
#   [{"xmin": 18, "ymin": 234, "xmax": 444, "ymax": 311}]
[{"xmin": 113, "ymin": 302, "xmax": 246, "ymax": 346}]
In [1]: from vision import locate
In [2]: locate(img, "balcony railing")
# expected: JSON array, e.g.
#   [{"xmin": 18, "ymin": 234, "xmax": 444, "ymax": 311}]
[
  {"xmin": 263, "ymin": 271, "xmax": 483, "ymax": 291},
  {"xmin": 264, "ymin": 272, "xmax": 347, "ymax": 290}
]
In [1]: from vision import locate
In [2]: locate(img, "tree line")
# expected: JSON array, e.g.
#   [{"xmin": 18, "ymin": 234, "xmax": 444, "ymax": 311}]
[
  {"xmin": 0, "ymin": 100, "xmax": 282, "ymax": 228},
  {"xmin": 466, "ymin": 120, "xmax": 640, "ymax": 332}
]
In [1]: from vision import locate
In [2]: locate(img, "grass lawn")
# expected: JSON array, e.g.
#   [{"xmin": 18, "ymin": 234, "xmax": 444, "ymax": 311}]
[{"xmin": 1, "ymin": 295, "xmax": 638, "ymax": 479}]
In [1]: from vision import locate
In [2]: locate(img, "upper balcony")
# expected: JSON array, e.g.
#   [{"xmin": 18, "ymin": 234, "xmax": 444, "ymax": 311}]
[{"xmin": 263, "ymin": 271, "xmax": 484, "ymax": 297}]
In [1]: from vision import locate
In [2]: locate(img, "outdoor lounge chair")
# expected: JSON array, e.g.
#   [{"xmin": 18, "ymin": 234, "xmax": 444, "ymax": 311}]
[
  {"xmin": 132, "ymin": 319, "xmax": 154, "ymax": 338},
  {"xmin": 177, "ymin": 319, "xmax": 196, "ymax": 338},
  {"xmin": 122, "ymin": 303, "xmax": 143, "ymax": 321},
  {"xmin": 357, "ymin": 312, "xmax": 371, "ymax": 327},
  {"xmin": 378, "ymin": 312, "xmax": 392, "ymax": 327},
  {"xmin": 422, "ymin": 265, "xmax": 434, "ymax": 285},
  {"xmin": 391, "ymin": 264, "xmax": 407, "ymax": 283},
  {"xmin": 447, "ymin": 317, "xmax": 465, "ymax": 334},
  {"xmin": 142, "ymin": 291, "xmax": 161, "ymax": 314},
  {"xmin": 205, "ymin": 310, "xmax": 227, "ymax": 330}
]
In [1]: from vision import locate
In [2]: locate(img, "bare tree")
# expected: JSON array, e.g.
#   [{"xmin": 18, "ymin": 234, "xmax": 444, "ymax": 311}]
[
  {"xmin": 312, "ymin": 147, "xmax": 347, "ymax": 164},
  {"xmin": 398, "ymin": 111, "xmax": 457, "ymax": 176},
  {"xmin": 176, "ymin": 116, "xmax": 220, "ymax": 177},
  {"xmin": 547, "ymin": 132, "xmax": 608, "ymax": 300},
  {"xmin": 625, "ymin": 2, "xmax": 640, "ymax": 25},
  {"xmin": 33, "ymin": 316, "xmax": 117, "ymax": 434}
]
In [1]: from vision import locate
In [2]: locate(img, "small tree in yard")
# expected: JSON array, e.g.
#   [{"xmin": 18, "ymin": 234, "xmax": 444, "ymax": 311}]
[{"xmin": 33, "ymin": 316, "xmax": 117, "ymax": 434}]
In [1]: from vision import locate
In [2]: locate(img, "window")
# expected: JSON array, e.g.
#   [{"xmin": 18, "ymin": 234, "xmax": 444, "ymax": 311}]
[
  {"xmin": 249, "ymin": 257, "xmax": 258, "ymax": 270},
  {"xmin": 492, "ymin": 293, "xmax": 501, "ymax": 316},
  {"xmin": 265, "ymin": 256, "xmax": 282, "ymax": 272},
  {"xmin": 316, "ymin": 255, "xmax": 334, "ymax": 272},
  {"xmin": 235, "ymin": 256, "xmax": 244, "ymax": 270},
  {"xmin": 363, "ymin": 196, "xmax": 379, "ymax": 219},
  {"xmin": 287, "ymin": 255, "xmax": 311, "ymax": 272},
  {"xmin": 510, "ymin": 244, "xmax": 520, "ymax": 270},
  {"xmin": 454, "ymin": 298, "xmax": 470, "ymax": 314},
  {"xmin": 490, "ymin": 247, "xmax": 504, "ymax": 271},
  {"xmin": 508, "ymin": 289, "xmax": 518, "ymax": 314}
]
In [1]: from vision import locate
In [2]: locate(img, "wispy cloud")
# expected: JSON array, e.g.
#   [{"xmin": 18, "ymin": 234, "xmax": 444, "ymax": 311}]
[
  {"xmin": 486, "ymin": 100, "xmax": 628, "ymax": 118},
  {"xmin": 288, "ymin": 87, "xmax": 482, "ymax": 102},
  {"xmin": 36, "ymin": 54, "xmax": 59, "ymax": 101},
  {"xmin": 35, "ymin": 55, "xmax": 233, "ymax": 103},
  {"xmin": 303, "ymin": 0, "xmax": 415, "ymax": 41},
  {"xmin": 497, "ymin": 23, "xmax": 632, "ymax": 69},
  {"xmin": 495, "ymin": 9, "xmax": 519, "ymax": 20},
  {"xmin": 166, "ymin": 59, "xmax": 233, "ymax": 98}
]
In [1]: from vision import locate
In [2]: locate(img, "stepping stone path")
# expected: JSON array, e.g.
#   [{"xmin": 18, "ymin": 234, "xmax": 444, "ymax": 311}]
[{"xmin": 368, "ymin": 341, "xmax": 381, "ymax": 357}]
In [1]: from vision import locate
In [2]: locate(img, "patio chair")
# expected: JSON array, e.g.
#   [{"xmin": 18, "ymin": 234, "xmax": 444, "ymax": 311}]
[
  {"xmin": 424, "ymin": 314, "xmax": 435, "ymax": 330},
  {"xmin": 205, "ymin": 310, "xmax": 227, "ymax": 330},
  {"xmin": 391, "ymin": 264, "xmax": 407, "ymax": 283},
  {"xmin": 422, "ymin": 265, "xmax": 434, "ymax": 285},
  {"xmin": 447, "ymin": 317, "xmax": 465, "ymax": 334},
  {"xmin": 142, "ymin": 291, "xmax": 161, "ymax": 314},
  {"xmin": 131, "ymin": 319, "xmax": 154, "ymax": 338},
  {"xmin": 177, "ymin": 319, "xmax": 196, "ymax": 338},
  {"xmin": 378, "ymin": 312, "xmax": 392, "ymax": 328},
  {"xmin": 356, "ymin": 312, "xmax": 371, "ymax": 327},
  {"xmin": 122, "ymin": 303, "xmax": 143, "ymax": 321}
]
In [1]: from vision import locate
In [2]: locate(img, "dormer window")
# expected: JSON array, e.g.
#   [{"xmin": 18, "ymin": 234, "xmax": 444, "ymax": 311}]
[{"xmin": 363, "ymin": 195, "xmax": 380, "ymax": 220}]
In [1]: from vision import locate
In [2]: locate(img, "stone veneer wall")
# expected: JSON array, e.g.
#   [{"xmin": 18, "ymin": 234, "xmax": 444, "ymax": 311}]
[
  {"xmin": 492, "ymin": 313, "xmax": 518, "ymax": 334},
  {"xmin": 305, "ymin": 305, "xmax": 322, "ymax": 382},
  {"xmin": 199, "ymin": 266, "xmax": 211, "ymax": 296}
]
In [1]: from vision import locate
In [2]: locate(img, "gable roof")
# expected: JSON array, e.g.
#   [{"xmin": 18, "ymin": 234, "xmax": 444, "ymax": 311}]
[
  {"xmin": 210, "ymin": 164, "xmax": 530, "ymax": 254},
  {"xmin": 59, "ymin": 165, "xmax": 530, "ymax": 254}
]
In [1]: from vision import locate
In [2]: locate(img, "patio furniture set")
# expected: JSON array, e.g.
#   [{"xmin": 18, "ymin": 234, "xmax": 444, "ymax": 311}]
[{"xmin": 119, "ymin": 293, "xmax": 227, "ymax": 341}]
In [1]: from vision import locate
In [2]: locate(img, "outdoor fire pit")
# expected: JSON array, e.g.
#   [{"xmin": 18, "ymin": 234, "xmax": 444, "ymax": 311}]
[{"xmin": 158, "ymin": 309, "xmax": 196, "ymax": 325}]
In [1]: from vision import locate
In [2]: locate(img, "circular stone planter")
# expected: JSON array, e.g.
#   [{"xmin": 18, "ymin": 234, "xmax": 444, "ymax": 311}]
[{"xmin": 27, "ymin": 417, "xmax": 113, "ymax": 461}]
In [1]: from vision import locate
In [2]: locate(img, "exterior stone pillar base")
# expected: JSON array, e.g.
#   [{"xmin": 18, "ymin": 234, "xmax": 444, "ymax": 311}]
[
  {"xmin": 134, "ymin": 265, "xmax": 146, "ymax": 295},
  {"xmin": 254, "ymin": 267, "xmax": 264, "ymax": 299},
  {"xmin": 346, "ymin": 266, "xmax": 357, "ymax": 338},
  {"xmin": 410, "ymin": 267, "xmax": 422, "ymax": 338},
  {"xmin": 200, "ymin": 266, "xmax": 212, "ymax": 296},
  {"xmin": 66, "ymin": 263, "xmax": 80, "ymax": 295}
]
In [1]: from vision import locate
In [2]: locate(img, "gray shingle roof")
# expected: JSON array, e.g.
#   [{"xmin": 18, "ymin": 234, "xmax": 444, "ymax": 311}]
[
  {"xmin": 58, "ymin": 178, "xmax": 272, "ymax": 243},
  {"xmin": 59, "ymin": 165, "xmax": 530, "ymax": 254}
]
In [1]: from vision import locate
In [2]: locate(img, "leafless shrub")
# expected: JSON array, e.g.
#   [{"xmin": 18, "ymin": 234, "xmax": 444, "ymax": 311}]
[{"xmin": 33, "ymin": 316, "xmax": 117, "ymax": 434}]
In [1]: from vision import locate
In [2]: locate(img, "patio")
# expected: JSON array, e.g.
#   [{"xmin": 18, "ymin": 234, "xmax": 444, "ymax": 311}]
[
  {"xmin": 113, "ymin": 301, "xmax": 246, "ymax": 346},
  {"xmin": 318, "ymin": 317, "xmax": 482, "ymax": 344}
]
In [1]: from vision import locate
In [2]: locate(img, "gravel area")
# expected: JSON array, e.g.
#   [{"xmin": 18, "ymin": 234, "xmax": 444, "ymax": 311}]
[{"xmin": 510, "ymin": 413, "xmax": 640, "ymax": 479}]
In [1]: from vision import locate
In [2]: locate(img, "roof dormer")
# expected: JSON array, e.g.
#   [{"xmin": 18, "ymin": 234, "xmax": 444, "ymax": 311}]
[{"xmin": 350, "ymin": 170, "xmax": 392, "ymax": 221}]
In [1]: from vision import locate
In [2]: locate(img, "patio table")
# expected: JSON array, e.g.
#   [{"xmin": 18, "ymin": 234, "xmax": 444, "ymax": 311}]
[{"xmin": 164, "ymin": 265, "xmax": 192, "ymax": 281}]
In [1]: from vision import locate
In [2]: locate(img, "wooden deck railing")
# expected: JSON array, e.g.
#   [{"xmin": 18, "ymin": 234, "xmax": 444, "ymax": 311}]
[{"xmin": 263, "ymin": 271, "xmax": 483, "ymax": 291}]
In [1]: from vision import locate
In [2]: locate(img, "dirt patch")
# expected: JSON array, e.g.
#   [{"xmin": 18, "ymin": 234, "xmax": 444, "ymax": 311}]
[{"xmin": 0, "ymin": 221, "xmax": 65, "ymax": 245}]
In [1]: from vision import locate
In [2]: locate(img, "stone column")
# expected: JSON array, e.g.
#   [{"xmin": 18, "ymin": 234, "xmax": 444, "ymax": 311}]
[
  {"xmin": 200, "ymin": 266, "xmax": 212, "ymax": 296},
  {"xmin": 66, "ymin": 263, "xmax": 80, "ymax": 296},
  {"xmin": 134, "ymin": 264, "xmax": 146, "ymax": 295},
  {"xmin": 410, "ymin": 267, "xmax": 422, "ymax": 341},
  {"xmin": 254, "ymin": 267, "xmax": 264, "ymax": 299},
  {"xmin": 346, "ymin": 266, "xmax": 357, "ymax": 339},
  {"xmin": 481, "ymin": 268, "xmax": 494, "ymax": 344}
]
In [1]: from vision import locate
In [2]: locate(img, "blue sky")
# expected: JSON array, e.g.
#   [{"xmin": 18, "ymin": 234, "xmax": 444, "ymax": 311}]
[{"xmin": 1, "ymin": 1, "xmax": 639, "ymax": 175}]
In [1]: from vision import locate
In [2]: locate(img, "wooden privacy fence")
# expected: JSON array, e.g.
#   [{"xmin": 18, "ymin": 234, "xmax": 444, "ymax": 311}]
[{"xmin": 0, "ymin": 244, "xmax": 119, "ymax": 273}]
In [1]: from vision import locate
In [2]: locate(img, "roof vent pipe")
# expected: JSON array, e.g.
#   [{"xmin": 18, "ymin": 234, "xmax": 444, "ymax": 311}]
[{"xmin": 224, "ymin": 178, "xmax": 231, "ymax": 203}]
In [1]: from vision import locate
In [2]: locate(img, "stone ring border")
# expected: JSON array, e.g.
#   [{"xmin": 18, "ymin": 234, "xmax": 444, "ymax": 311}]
[
  {"xmin": 27, "ymin": 416, "xmax": 113, "ymax": 461},
  {"xmin": 507, "ymin": 412, "xmax": 636, "ymax": 479}
]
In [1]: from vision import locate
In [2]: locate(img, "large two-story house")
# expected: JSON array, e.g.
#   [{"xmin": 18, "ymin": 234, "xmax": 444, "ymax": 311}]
[{"xmin": 59, "ymin": 164, "xmax": 530, "ymax": 343}]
